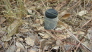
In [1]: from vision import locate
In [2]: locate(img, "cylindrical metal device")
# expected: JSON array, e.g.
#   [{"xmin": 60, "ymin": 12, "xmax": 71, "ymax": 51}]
[{"xmin": 44, "ymin": 9, "xmax": 58, "ymax": 30}]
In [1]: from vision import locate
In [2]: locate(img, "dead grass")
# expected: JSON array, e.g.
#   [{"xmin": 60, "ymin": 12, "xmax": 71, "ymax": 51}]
[{"xmin": 0, "ymin": 0, "xmax": 92, "ymax": 52}]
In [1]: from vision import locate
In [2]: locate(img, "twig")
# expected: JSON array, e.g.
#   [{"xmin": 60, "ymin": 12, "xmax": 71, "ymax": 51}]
[
  {"xmin": 41, "ymin": 0, "xmax": 47, "ymax": 9},
  {"xmin": 76, "ymin": 42, "xmax": 81, "ymax": 50},
  {"xmin": 63, "ymin": 26, "xmax": 92, "ymax": 51},
  {"xmin": 58, "ymin": 20, "xmax": 92, "ymax": 51},
  {"xmin": 67, "ymin": 0, "xmax": 81, "ymax": 10},
  {"xmin": 81, "ymin": 18, "xmax": 92, "ymax": 28},
  {"xmin": 45, "ymin": 30, "xmax": 57, "ymax": 40}
]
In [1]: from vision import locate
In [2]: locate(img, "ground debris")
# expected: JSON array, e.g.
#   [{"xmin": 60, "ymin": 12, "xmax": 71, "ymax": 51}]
[{"xmin": 0, "ymin": 0, "xmax": 92, "ymax": 52}]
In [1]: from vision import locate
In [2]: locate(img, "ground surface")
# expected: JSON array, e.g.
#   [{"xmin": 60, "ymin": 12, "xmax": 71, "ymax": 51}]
[{"xmin": 0, "ymin": 0, "xmax": 92, "ymax": 52}]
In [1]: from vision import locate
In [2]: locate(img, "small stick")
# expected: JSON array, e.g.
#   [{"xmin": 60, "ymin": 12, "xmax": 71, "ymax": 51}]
[
  {"xmin": 81, "ymin": 18, "xmax": 92, "ymax": 28},
  {"xmin": 66, "ymin": 0, "xmax": 81, "ymax": 11},
  {"xmin": 58, "ymin": 21, "xmax": 92, "ymax": 51},
  {"xmin": 41, "ymin": 0, "xmax": 47, "ymax": 9},
  {"xmin": 64, "ymin": 26, "xmax": 92, "ymax": 51}
]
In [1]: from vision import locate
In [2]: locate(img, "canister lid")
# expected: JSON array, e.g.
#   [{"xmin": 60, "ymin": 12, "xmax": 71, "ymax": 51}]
[{"xmin": 45, "ymin": 9, "xmax": 58, "ymax": 18}]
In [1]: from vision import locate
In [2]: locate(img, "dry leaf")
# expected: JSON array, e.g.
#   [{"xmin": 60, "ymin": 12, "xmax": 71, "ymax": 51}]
[
  {"xmin": 52, "ymin": 46, "xmax": 59, "ymax": 49},
  {"xmin": 35, "ymin": 19, "xmax": 43, "ymax": 24},
  {"xmin": 1, "ymin": 20, "xmax": 21, "ymax": 41},
  {"xmin": 62, "ymin": 14, "xmax": 71, "ymax": 19},
  {"xmin": 39, "ymin": 19, "xmax": 43, "ymax": 24},
  {"xmin": 25, "ymin": 15, "xmax": 31, "ymax": 18},
  {"xmin": 77, "ymin": 10, "xmax": 88, "ymax": 16},
  {"xmin": 27, "ymin": 9, "xmax": 33, "ymax": 14},
  {"xmin": 58, "ymin": 21, "xmax": 68, "ymax": 28},
  {"xmin": 57, "ymin": 34, "xmax": 70, "ymax": 40},
  {"xmin": 55, "ymin": 4, "xmax": 64, "ymax": 11},
  {"xmin": 43, "ymin": 34, "xmax": 50, "ymax": 38},
  {"xmin": 56, "ymin": 40, "xmax": 62, "ymax": 46},
  {"xmin": 59, "ymin": 10, "xmax": 67, "ymax": 18},
  {"xmin": 3, "ymin": 42, "xmax": 9, "ymax": 48},
  {"xmin": 43, "ymin": 45, "xmax": 49, "ymax": 50},
  {"xmin": 28, "ymin": 49, "xmax": 37, "ymax": 52},
  {"xmin": 16, "ymin": 42, "xmax": 24, "ymax": 49},
  {"xmin": 29, "ymin": 50, "xmax": 36, "ymax": 52},
  {"xmin": 25, "ymin": 37, "xmax": 34, "ymax": 46},
  {"xmin": 76, "ymin": 31, "xmax": 85, "ymax": 35},
  {"xmin": 16, "ymin": 48, "xmax": 20, "ymax": 52},
  {"xmin": 56, "ymin": 27, "xmax": 65, "ymax": 30},
  {"xmin": 0, "ymin": 43, "xmax": 2, "ymax": 49},
  {"xmin": 64, "ymin": 44, "xmax": 74, "ymax": 51},
  {"xmin": 37, "ymin": 26, "xmax": 44, "ymax": 30},
  {"xmin": 35, "ymin": 19, "xmax": 40, "ymax": 24},
  {"xmin": 0, "ymin": 17, "xmax": 6, "ymax": 24},
  {"xmin": 47, "ymin": 0, "xmax": 57, "ymax": 2},
  {"xmin": 55, "ymin": 0, "xmax": 68, "ymax": 11},
  {"xmin": 38, "ymin": 33, "xmax": 50, "ymax": 38},
  {"xmin": 83, "ymin": 41, "xmax": 92, "ymax": 50},
  {"xmin": 32, "ymin": 24, "xmax": 40, "ymax": 27},
  {"xmin": 59, "ymin": 11, "xmax": 71, "ymax": 20},
  {"xmin": 38, "ymin": 33, "xmax": 45, "ymax": 36},
  {"xmin": 19, "ymin": 28, "xmax": 29, "ymax": 33},
  {"xmin": 0, "ymin": 41, "xmax": 3, "ymax": 48},
  {"xmin": 18, "ymin": 38, "xmax": 23, "ymax": 41},
  {"xmin": 6, "ymin": 45, "xmax": 16, "ymax": 52},
  {"xmin": 1, "ymin": 36, "xmax": 12, "ymax": 41},
  {"xmin": 40, "ymin": 39, "xmax": 47, "ymax": 49},
  {"xmin": 87, "ymin": 27, "xmax": 92, "ymax": 40},
  {"xmin": 0, "ymin": 30, "xmax": 5, "ymax": 37},
  {"xmin": 7, "ymin": 20, "xmax": 21, "ymax": 37}
]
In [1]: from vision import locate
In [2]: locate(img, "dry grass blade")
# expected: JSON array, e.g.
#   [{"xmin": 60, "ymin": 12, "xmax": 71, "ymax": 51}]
[
  {"xmin": 16, "ymin": 0, "xmax": 27, "ymax": 18},
  {"xmin": 61, "ymin": 14, "xmax": 71, "ymax": 19},
  {"xmin": 58, "ymin": 20, "xmax": 92, "ymax": 51},
  {"xmin": 1, "ymin": 20, "xmax": 22, "ymax": 41},
  {"xmin": 63, "ymin": 25, "xmax": 92, "ymax": 51},
  {"xmin": 7, "ymin": 20, "xmax": 22, "ymax": 37},
  {"xmin": 2, "ymin": 0, "xmax": 16, "ymax": 18},
  {"xmin": 0, "ymin": 17, "xmax": 6, "ymax": 24},
  {"xmin": 6, "ymin": 45, "xmax": 16, "ymax": 52},
  {"xmin": 45, "ymin": 30, "xmax": 57, "ymax": 40},
  {"xmin": 55, "ymin": 0, "xmax": 68, "ymax": 11},
  {"xmin": 67, "ymin": 0, "xmax": 81, "ymax": 11},
  {"xmin": 41, "ymin": 0, "xmax": 47, "ymax": 10},
  {"xmin": 82, "ymin": 17, "xmax": 92, "ymax": 28},
  {"xmin": 2, "ymin": 0, "xmax": 27, "ymax": 19},
  {"xmin": 0, "ymin": 0, "xmax": 92, "ymax": 52}
]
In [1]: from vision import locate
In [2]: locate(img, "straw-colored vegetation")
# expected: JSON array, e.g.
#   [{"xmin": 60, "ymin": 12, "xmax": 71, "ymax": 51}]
[{"xmin": 0, "ymin": 0, "xmax": 92, "ymax": 52}]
